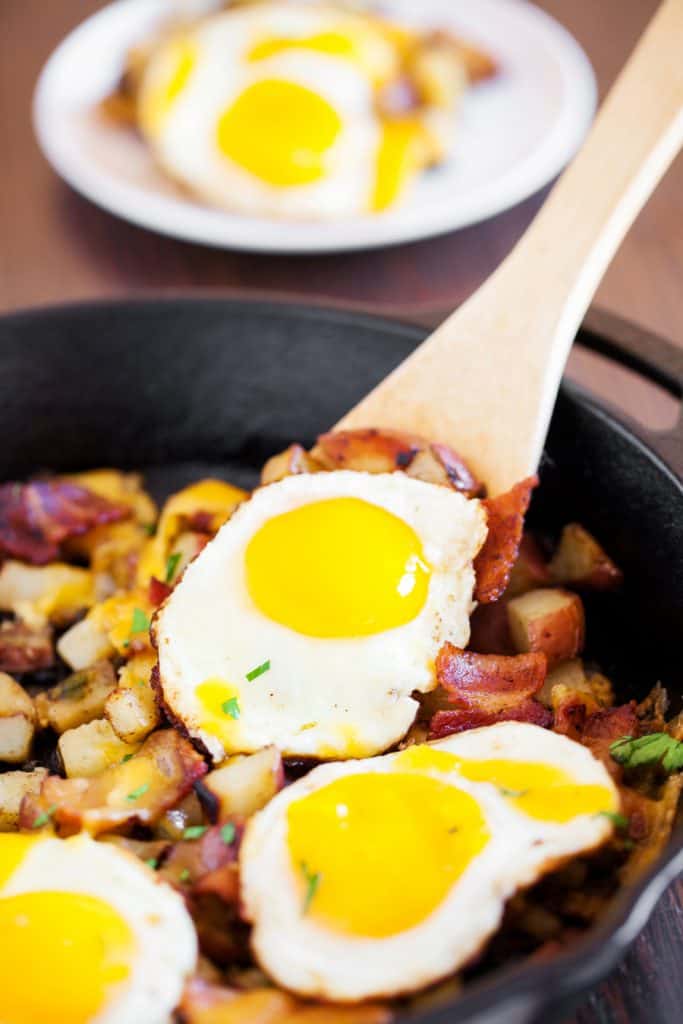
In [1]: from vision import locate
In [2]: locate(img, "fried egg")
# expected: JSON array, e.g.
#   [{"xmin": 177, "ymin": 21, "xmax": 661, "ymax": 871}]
[
  {"xmin": 154, "ymin": 471, "xmax": 487, "ymax": 761},
  {"xmin": 137, "ymin": 4, "xmax": 436, "ymax": 218},
  {"xmin": 240, "ymin": 722, "xmax": 620, "ymax": 1001},
  {"xmin": 0, "ymin": 832, "xmax": 196, "ymax": 1023}
]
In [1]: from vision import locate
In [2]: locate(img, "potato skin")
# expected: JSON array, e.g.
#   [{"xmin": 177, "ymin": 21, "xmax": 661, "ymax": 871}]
[
  {"xmin": 507, "ymin": 589, "xmax": 585, "ymax": 669},
  {"xmin": 549, "ymin": 523, "xmax": 623, "ymax": 590}
]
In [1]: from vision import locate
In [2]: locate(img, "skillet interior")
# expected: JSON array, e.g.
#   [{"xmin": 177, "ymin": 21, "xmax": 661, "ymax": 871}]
[{"xmin": 0, "ymin": 297, "xmax": 681, "ymax": 1022}]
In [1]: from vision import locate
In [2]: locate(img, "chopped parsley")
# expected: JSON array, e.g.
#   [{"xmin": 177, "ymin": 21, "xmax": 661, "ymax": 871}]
[
  {"xmin": 183, "ymin": 825, "xmax": 208, "ymax": 840},
  {"xmin": 130, "ymin": 608, "xmax": 151, "ymax": 636},
  {"xmin": 179, "ymin": 868, "xmax": 191, "ymax": 883},
  {"xmin": 126, "ymin": 782, "xmax": 150, "ymax": 802},
  {"xmin": 246, "ymin": 659, "xmax": 271, "ymax": 682},
  {"xmin": 221, "ymin": 697, "xmax": 240, "ymax": 720},
  {"xmin": 596, "ymin": 810, "xmax": 630, "ymax": 829},
  {"xmin": 142, "ymin": 523, "xmax": 156, "ymax": 537},
  {"xmin": 165, "ymin": 552, "xmax": 182, "ymax": 584},
  {"xmin": 498, "ymin": 787, "xmax": 528, "ymax": 798},
  {"xmin": 145, "ymin": 857, "xmax": 159, "ymax": 870},
  {"xmin": 610, "ymin": 733, "xmax": 683, "ymax": 774},
  {"xmin": 220, "ymin": 823, "xmax": 236, "ymax": 845},
  {"xmin": 120, "ymin": 753, "xmax": 134, "ymax": 764},
  {"xmin": 32, "ymin": 805, "xmax": 57, "ymax": 829},
  {"xmin": 300, "ymin": 862, "xmax": 321, "ymax": 914}
]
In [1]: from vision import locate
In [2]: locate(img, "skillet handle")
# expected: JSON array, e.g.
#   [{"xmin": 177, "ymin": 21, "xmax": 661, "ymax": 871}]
[{"xmin": 580, "ymin": 307, "xmax": 683, "ymax": 477}]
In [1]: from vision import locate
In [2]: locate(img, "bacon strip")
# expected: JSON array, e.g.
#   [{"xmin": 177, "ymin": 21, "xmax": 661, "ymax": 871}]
[
  {"xmin": 474, "ymin": 476, "xmax": 538, "ymax": 603},
  {"xmin": 0, "ymin": 480, "xmax": 129, "ymax": 564},
  {"xmin": 429, "ymin": 699, "xmax": 552, "ymax": 739}
]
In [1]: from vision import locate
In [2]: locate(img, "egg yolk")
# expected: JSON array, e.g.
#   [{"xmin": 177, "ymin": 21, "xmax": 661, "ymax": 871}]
[
  {"xmin": 216, "ymin": 79, "xmax": 342, "ymax": 186},
  {"xmin": 287, "ymin": 772, "xmax": 489, "ymax": 937},
  {"xmin": 372, "ymin": 118, "xmax": 426, "ymax": 211},
  {"xmin": 0, "ymin": 834, "xmax": 38, "ymax": 888},
  {"xmin": 395, "ymin": 746, "xmax": 618, "ymax": 823},
  {"xmin": 245, "ymin": 497, "xmax": 431, "ymax": 637},
  {"xmin": 196, "ymin": 678, "xmax": 242, "ymax": 743},
  {"xmin": 0, "ymin": 891, "xmax": 133, "ymax": 1024},
  {"xmin": 139, "ymin": 36, "xmax": 197, "ymax": 136}
]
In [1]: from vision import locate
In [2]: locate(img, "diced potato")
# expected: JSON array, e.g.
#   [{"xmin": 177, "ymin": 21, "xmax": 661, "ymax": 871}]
[
  {"xmin": 166, "ymin": 530, "xmax": 209, "ymax": 583},
  {"xmin": 62, "ymin": 469, "xmax": 157, "ymax": 529},
  {"xmin": 156, "ymin": 791, "xmax": 205, "ymax": 841},
  {"xmin": 105, "ymin": 652, "xmax": 160, "ymax": 743},
  {"xmin": 58, "ymin": 718, "xmax": 139, "ymax": 777},
  {"xmin": 0, "ymin": 561, "xmax": 95, "ymax": 627},
  {"xmin": 57, "ymin": 614, "xmax": 112, "ymax": 670},
  {"xmin": 407, "ymin": 36, "xmax": 467, "ymax": 110},
  {"xmin": 536, "ymin": 658, "xmax": 588, "ymax": 708},
  {"xmin": 0, "ymin": 768, "xmax": 47, "ymax": 830},
  {"xmin": 34, "ymin": 660, "xmax": 116, "ymax": 734},
  {"xmin": 199, "ymin": 746, "xmax": 284, "ymax": 822},
  {"xmin": 549, "ymin": 523, "xmax": 623, "ymax": 590},
  {"xmin": 0, "ymin": 620, "xmax": 55, "ymax": 675},
  {"xmin": 261, "ymin": 444, "xmax": 320, "ymax": 485},
  {"xmin": 507, "ymin": 588, "xmax": 585, "ymax": 669},
  {"xmin": 0, "ymin": 673, "xmax": 36, "ymax": 763}
]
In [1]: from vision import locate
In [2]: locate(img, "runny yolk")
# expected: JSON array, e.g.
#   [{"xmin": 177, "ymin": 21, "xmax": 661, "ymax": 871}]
[
  {"xmin": 371, "ymin": 118, "xmax": 426, "ymax": 211},
  {"xmin": 216, "ymin": 79, "xmax": 342, "ymax": 186},
  {"xmin": 0, "ymin": 891, "xmax": 134, "ymax": 1024},
  {"xmin": 139, "ymin": 36, "xmax": 197, "ymax": 136},
  {"xmin": 196, "ymin": 678, "xmax": 242, "ymax": 744},
  {"xmin": 245, "ymin": 497, "xmax": 431, "ymax": 637},
  {"xmin": 287, "ymin": 772, "xmax": 489, "ymax": 937},
  {"xmin": 395, "ymin": 745, "xmax": 618, "ymax": 823}
]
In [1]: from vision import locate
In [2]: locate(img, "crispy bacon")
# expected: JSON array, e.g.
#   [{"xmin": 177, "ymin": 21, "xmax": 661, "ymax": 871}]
[
  {"xmin": 429, "ymin": 699, "xmax": 552, "ymax": 738},
  {"xmin": 159, "ymin": 824, "xmax": 241, "ymax": 899},
  {"xmin": 436, "ymin": 644, "xmax": 547, "ymax": 713},
  {"xmin": 21, "ymin": 728, "xmax": 206, "ymax": 836},
  {"xmin": 148, "ymin": 576, "xmax": 172, "ymax": 607},
  {"xmin": 474, "ymin": 477, "xmax": 538, "ymax": 603},
  {"xmin": 429, "ymin": 644, "xmax": 549, "ymax": 738},
  {"xmin": 0, "ymin": 480, "xmax": 129, "ymax": 564},
  {"xmin": 0, "ymin": 620, "xmax": 54, "ymax": 673},
  {"xmin": 553, "ymin": 696, "xmax": 639, "ymax": 780}
]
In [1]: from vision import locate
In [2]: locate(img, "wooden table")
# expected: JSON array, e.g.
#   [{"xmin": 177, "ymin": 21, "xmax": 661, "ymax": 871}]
[{"xmin": 1, "ymin": 1, "xmax": 682, "ymax": 1020}]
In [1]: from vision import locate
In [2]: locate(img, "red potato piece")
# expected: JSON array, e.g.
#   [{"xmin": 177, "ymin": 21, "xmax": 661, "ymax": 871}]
[
  {"xmin": 197, "ymin": 746, "xmax": 284, "ymax": 823},
  {"xmin": 0, "ymin": 620, "xmax": 55, "ymax": 674},
  {"xmin": 429, "ymin": 699, "xmax": 552, "ymax": 739},
  {"xmin": 549, "ymin": 523, "xmax": 623, "ymax": 590},
  {"xmin": 21, "ymin": 728, "xmax": 207, "ymax": 836},
  {"xmin": 0, "ymin": 480, "xmax": 129, "ymax": 564},
  {"xmin": 435, "ymin": 644, "xmax": 547, "ymax": 714},
  {"xmin": 261, "ymin": 444, "xmax": 321, "ymax": 485},
  {"xmin": 507, "ymin": 588, "xmax": 585, "ymax": 669},
  {"xmin": 474, "ymin": 477, "xmax": 538, "ymax": 603},
  {"xmin": 159, "ymin": 824, "xmax": 240, "ymax": 898}
]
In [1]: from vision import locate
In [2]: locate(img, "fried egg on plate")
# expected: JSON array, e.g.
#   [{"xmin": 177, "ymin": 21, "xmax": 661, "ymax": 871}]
[
  {"xmin": 240, "ymin": 721, "xmax": 619, "ymax": 1001},
  {"xmin": 0, "ymin": 832, "xmax": 196, "ymax": 1023},
  {"xmin": 137, "ymin": 4, "xmax": 437, "ymax": 218},
  {"xmin": 154, "ymin": 471, "xmax": 487, "ymax": 761}
]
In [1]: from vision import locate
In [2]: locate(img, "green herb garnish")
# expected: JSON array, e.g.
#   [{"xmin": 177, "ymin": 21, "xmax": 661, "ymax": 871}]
[
  {"xmin": 596, "ymin": 810, "xmax": 630, "ymax": 829},
  {"xmin": 610, "ymin": 733, "xmax": 683, "ymax": 774},
  {"xmin": 183, "ymin": 825, "xmax": 208, "ymax": 840},
  {"xmin": 221, "ymin": 697, "xmax": 240, "ymax": 719},
  {"xmin": 220, "ymin": 823, "xmax": 236, "ymax": 845},
  {"xmin": 498, "ymin": 787, "xmax": 528, "ymax": 798},
  {"xmin": 246, "ymin": 659, "xmax": 271, "ymax": 682},
  {"xmin": 130, "ymin": 608, "xmax": 151, "ymax": 636},
  {"xmin": 145, "ymin": 857, "xmax": 159, "ymax": 870},
  {"xmin": 165, "ymin": 552, "xmax": 182, "ymax": 584},
  {"xmin": 126, "ymin": 782, "xmax": 150, "ymax": 802},
  {"xmin": 300, "ymin": 862, "xmax": 321, "ymax": 914},
  {"xmin": 32, "ymin": 805, "xmax": 57, "ymax": 829},
  {"xmin": 142, "ymin": 523, "xmax": 156, "ymax": 537},
  {"xmin": 121, "ymin": 753, "xmax": 134, "ymax": 764},
  {"xmin": 179, "ymin": 868, "xmax": 191, "ymax": 883}
]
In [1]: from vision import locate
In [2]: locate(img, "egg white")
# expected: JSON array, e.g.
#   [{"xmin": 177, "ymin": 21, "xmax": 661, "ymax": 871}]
[
  {"xmin": 137, "ymin": 5, "xmax": 406, "ymax": 218},
  {"xmin": 1, "ymin": 834, "xmax": 197, "ymax": 1023},
  {"xmin": 240, "ymin": 722, "xmax": 618, "ymax": 1001},
  {"xmin": 154, "ymin": 471, "xmax": 487, "ymax": 761}
]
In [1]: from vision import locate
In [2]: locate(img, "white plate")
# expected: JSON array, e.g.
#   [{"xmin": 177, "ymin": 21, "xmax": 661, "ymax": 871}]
[{"xmin": 33, "ymin": 0, "xmax": 596, "ymax": 254}]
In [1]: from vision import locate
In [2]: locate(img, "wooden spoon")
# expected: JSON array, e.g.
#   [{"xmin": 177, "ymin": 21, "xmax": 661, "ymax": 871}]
[{"xmin": 336, "ymin": 0, "xmax": 683, "ymax": 495}]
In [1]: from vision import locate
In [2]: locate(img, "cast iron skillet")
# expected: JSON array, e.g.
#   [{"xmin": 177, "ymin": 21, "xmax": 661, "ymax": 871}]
[{"xmin": 0, "ymin": 298, "xmax": 682, "ymax": 1023}]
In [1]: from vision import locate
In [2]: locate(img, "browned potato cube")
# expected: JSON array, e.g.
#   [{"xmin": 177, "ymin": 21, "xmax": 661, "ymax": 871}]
[
  {"xmin": 549, "ymin": 523, "xmax": 623, "ymax": 590},
  {"xmin": 0, "ymin": 768, "xmax": 47, "ymax": 830},
  {"xmin": 198, "ymin": 746, "xmax": 284, "ymax": 823},
  {"xmin": 0, "ymin": 673, "xmax": 36, "ymax": 763},
  {"xmin": 58, "ymin": 718, "xmax": 139, "ymax": 778},
  {"xmin": 536, "ymin": 658, "xmax": 588, "ymax": 707},
  {"xmin": 507, "ymin": 588, "xmax": 585, "ymax": 669},
  {"xmin": 105, "ymin": 653, "xmax": 160, "ymax": 744},
  {"xmin": 261, "ymin": 444, "xmax": 320, "ymax": 485},
  {"xmin": 34, "ymin": 660, "xmax": 116, "ymax": 734}
]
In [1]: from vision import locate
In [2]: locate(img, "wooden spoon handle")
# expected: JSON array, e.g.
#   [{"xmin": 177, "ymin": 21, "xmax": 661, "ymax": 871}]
[{"xmin": 337, "ymin": 0, "xmax": 683, "ymax": 495}]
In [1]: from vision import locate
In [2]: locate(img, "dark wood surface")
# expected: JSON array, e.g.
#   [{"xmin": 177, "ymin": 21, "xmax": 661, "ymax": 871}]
[{"xmin": 1, "ymin": 1, "xmax": 682, "ymax": 1021}]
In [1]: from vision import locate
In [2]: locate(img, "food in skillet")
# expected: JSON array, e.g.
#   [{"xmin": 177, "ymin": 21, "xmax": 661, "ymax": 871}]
[
  {"xmin": 102, "ymin": 1, "xmax": 497, "ymax": 218},
  {"xmin": 0, "ymin": 435, "xmax": 681, "ymax": 1021}
]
